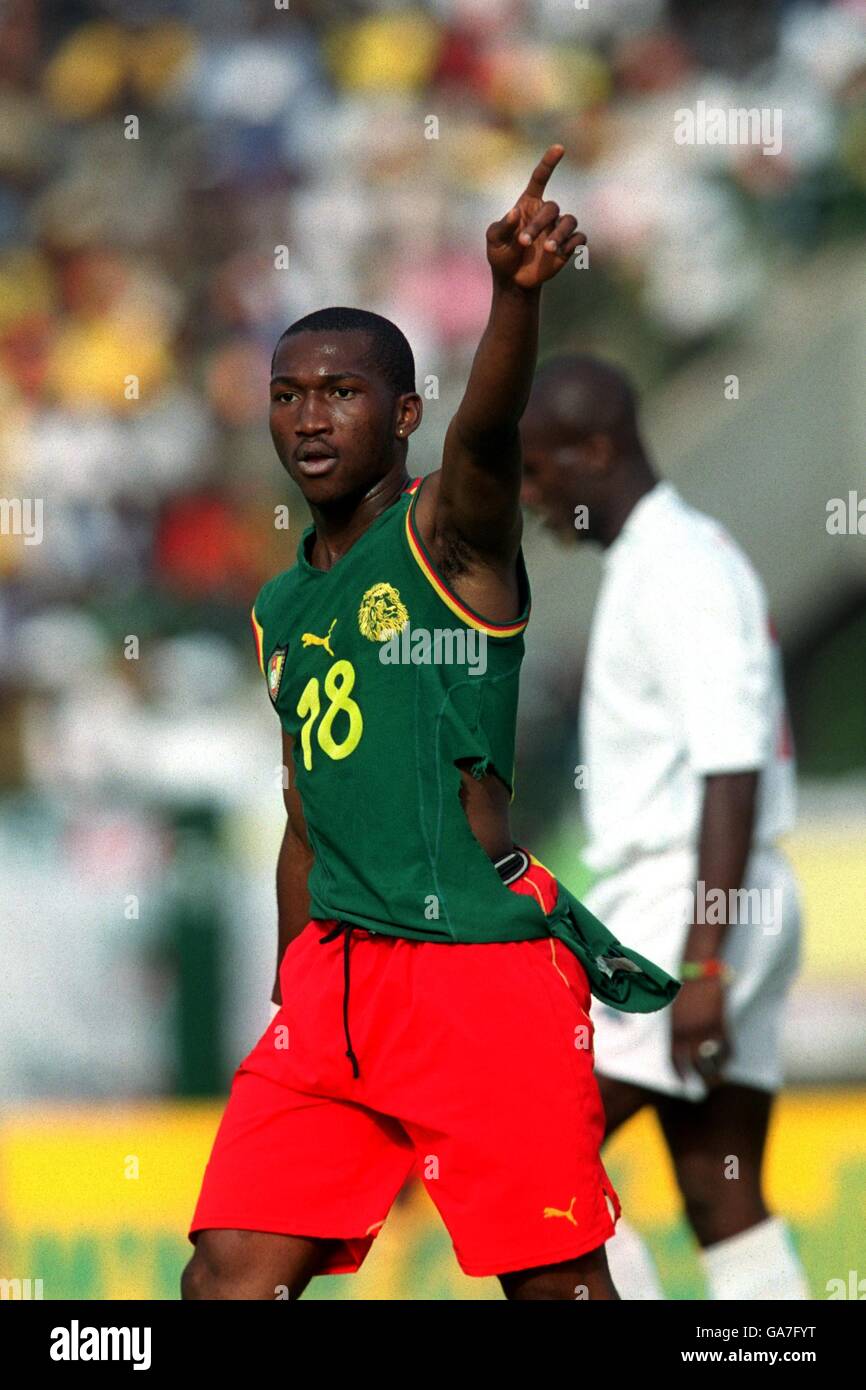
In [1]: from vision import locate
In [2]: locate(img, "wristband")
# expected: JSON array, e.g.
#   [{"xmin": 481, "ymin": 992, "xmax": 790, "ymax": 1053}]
[{"xmin": 680, "ymin": 959, "xmax": 734, "ymax": 984}]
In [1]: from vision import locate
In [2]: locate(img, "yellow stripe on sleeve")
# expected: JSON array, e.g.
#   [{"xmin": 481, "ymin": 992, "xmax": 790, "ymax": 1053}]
[{"xmin": 250, "ymin": 606, "xmax": 265, "ymax": 675}]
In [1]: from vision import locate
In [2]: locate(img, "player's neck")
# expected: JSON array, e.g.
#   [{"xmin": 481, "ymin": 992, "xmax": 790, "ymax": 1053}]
[
  {"xmin": 598, "ymin": 468, "xmax": 657, "ymax": 548},
  {"xmin": 307, "ymin": 468, "xmax": 409, "ymax": 570}
]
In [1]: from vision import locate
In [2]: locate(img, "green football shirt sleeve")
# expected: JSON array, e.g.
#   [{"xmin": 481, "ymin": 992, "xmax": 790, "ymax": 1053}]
[
  {"xmin": 251, "ymin": 579, "xmax": 295, "ymax": 736},
  {"xmin": 250, "ymin": 574, "xmax": 279, "ymax": 677}
]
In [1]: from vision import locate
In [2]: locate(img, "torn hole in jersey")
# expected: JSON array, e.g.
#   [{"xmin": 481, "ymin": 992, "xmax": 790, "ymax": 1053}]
[
  {"xmin": 466, "ymin": 754, "xmax": 491, "ymax": 781},
  {"xmin": 454, "ymin": 755, "xmax": 515, "ymax": 866}
]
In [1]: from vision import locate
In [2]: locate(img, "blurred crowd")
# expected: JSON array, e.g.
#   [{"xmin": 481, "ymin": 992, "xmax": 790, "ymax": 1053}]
[
  {"xmin": 1, "ymin": 0, "xmax": 865, "ymax": 1095},
  {"xmin": 1, "ymin": 0, "xmax": 865, "ymax": 739}
]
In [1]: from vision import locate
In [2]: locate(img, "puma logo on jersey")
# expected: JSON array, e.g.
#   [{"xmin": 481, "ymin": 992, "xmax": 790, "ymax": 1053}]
[
  {"xmin": 301, "ymin": 618, "xmax": 337, "ymax": 657},
  {"xmin": 543, "ymin": 1196, "xmax": 578, "ymax": 1226}
]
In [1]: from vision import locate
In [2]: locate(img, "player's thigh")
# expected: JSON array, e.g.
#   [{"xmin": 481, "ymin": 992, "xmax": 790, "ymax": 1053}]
[
  {"xmin": 182, "ymin": 1229, "xmax": 336, "ymax": 1301},
  {"xmin": 597, "ymin": 1072, "xmax": 654, "ymax": 1141},
  {"xmin": 499, "ymin": 1243, "xmax": 619, "ymax": 1301},
  {"xmin": 401, "ymin": 938, "xmax": 620, "ymax": 1278},
  {"xmin": 188, "ymin": 1036, "xmax": 416, "ymax": 1282}
]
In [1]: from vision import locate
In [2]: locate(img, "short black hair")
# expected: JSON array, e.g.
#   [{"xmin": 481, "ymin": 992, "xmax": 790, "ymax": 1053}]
[
  {"xmin": 271, "ymin": 307, "xmax": 416, "ymax": 397},
  {"xmin": 533, "ymin": 353, "xmax": 640, "ymax": 445}
]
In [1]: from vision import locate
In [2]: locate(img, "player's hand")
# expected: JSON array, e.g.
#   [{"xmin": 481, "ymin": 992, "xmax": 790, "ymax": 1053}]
[
  {"xmin": 486, "ymin": 144, "xmax": 585, "ymax": 291},
  {"xmin": 670, "ymin": 978, "xmax": 730, "ymax": 1086}
]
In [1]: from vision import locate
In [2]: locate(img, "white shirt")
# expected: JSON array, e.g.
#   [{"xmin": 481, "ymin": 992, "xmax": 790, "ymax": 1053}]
[{"xmin": 581, "ymin": 482, "xmax": 796, "ymax": 875}]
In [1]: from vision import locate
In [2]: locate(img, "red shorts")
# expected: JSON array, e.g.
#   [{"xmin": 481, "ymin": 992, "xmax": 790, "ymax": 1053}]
[{"xmin": 189, "ymin": 857, "xmax": 620, "ymax": 1278}]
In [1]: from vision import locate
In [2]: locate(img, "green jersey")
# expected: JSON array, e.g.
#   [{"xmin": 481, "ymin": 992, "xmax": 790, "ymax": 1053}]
[{"xmin": 252, "ymin": 476, "xmax": 678, "ymax": 1014}]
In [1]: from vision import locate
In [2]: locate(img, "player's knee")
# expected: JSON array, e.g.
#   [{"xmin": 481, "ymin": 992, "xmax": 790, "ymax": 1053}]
[
  {"xmin": 500, "ymin": 1247, "xmax": 618, "ymax": 1301},
  {"xmin": 675, "ymin": 1158, "xmax": 725, "ymax": 1230},
  {"xmin": 681, "ymin": 1189, "xmax": 718, "ymax": 1243},
  {"xmin": 500, "ymin": 1268, "xmax": 575, "ymax": 1300},
  {"xmin": 181, "ymin": 1235, "xmax": 247, "ymax": 1300},
  {"xmin": 181, "ymin": 1250, "xmax": 213, "ymax": 1300},
  {"xmin": 677, "ymin": 1162, "xmax": 764, "ymax": 1245}
]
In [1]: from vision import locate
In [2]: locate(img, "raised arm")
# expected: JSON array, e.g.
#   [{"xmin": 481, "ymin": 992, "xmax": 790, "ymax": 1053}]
[{"xmin": 429, "ymin": 145, "xmax": 585, "ymax": 571}]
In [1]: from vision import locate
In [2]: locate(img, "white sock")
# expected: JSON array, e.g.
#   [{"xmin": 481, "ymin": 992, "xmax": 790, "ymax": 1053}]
[
  {"xmin": 605, "ymin": 1218, "xmax": 665, "ymax": 1299},
  {"xmin": 701, "ymin": 1216, "xmax": 810, "ymax": 1300}
]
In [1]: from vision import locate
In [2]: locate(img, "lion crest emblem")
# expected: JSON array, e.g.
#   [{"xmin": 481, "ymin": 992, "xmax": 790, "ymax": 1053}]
[{"xmin": 358, "ymin": 582, "xmax": 409, "ymax": 641}]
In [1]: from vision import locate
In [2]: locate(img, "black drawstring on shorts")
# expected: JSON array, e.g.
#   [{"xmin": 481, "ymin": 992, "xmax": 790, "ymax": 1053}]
[
  {"xmin": 319, "ymin": 921, "xmax": 360, "ymax": 1079},
  {"xmin": 318, "ymin": 849, "xmax": 527, "ymax": 1081}
]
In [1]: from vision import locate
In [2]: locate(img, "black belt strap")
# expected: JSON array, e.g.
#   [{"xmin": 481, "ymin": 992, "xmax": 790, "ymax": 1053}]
[{"xmin": 494, "ymin": 846, "xmax": 530, "ymax": 885}]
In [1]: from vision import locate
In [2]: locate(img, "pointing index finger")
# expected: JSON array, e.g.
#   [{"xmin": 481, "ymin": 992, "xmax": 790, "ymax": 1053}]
[{"xmin": 523, "ymin": 143, "xmax": 565, "ymax": 200}]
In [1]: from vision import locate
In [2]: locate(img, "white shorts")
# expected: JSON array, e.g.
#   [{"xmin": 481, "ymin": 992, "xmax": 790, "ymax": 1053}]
[{"xmin": 586, "ymin": 844, "xmax": 802, "ymax": 1102}]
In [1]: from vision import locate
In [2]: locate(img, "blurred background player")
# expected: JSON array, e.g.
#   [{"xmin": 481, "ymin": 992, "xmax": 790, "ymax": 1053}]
[{"xmin": 520, "ymin": 354, "xmax": 810, "ymax": 1300}]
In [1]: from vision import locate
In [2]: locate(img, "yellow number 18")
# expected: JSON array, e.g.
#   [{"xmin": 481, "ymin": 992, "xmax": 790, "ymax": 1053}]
[{"xmin": 296, "ymin": 659, "xmax": 363, "ymax": 771}]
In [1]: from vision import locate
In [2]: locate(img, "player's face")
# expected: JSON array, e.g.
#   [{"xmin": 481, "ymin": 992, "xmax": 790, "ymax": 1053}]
[
  {"xmin": 520, "ymin": 408, "xmax": 599, "ymax": 543},
  {"xmin": 270, "ymin": 331, "xmax": 399, "ymax": 505}
]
